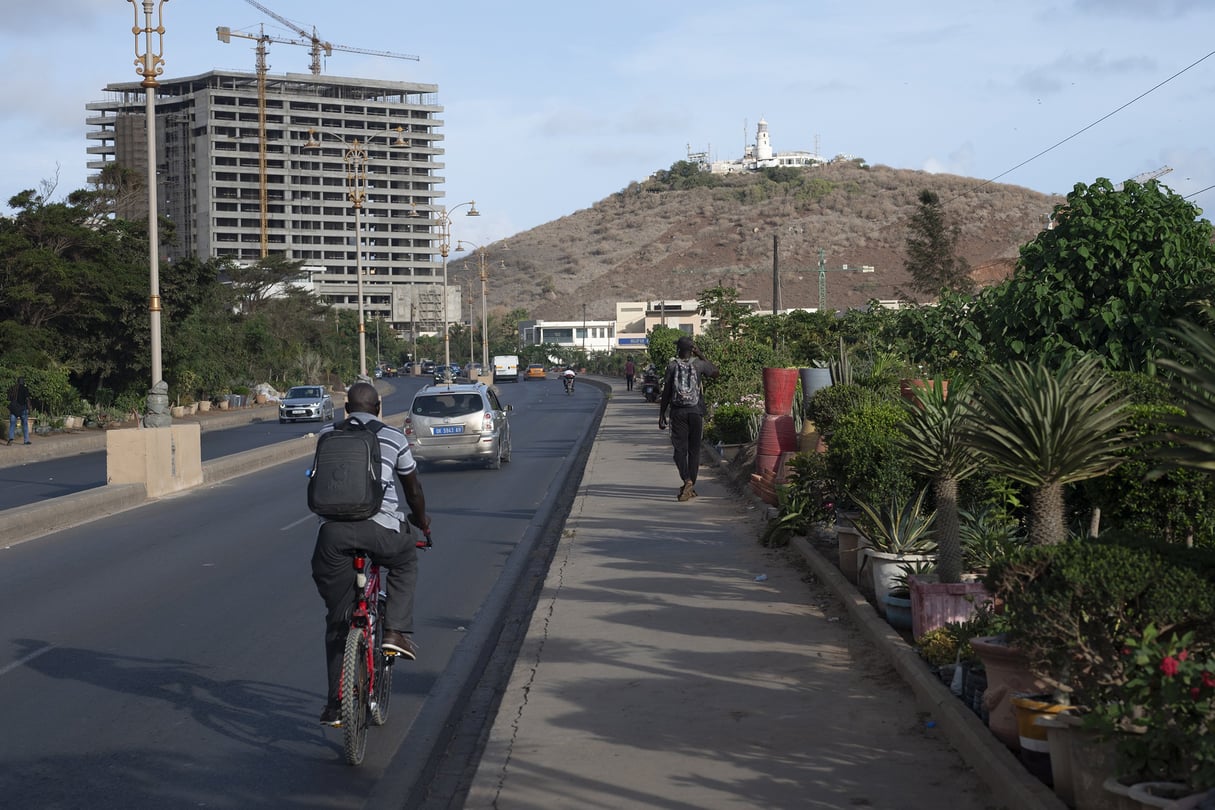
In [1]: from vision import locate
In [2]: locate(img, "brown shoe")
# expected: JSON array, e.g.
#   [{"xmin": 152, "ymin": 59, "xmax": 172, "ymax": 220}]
[
  {"xmin": 678, "ymin": 481, "xmax": 695, "ymax": 502},
  {"xmin": 382, "ymin": 630, "xmax": 417, "ymax": 660}
]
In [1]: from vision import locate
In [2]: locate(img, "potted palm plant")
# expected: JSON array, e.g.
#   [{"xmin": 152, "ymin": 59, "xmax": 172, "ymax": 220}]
[{"xmin": 896, "ymin": 375, "xmax": 993, "ymax": 638}]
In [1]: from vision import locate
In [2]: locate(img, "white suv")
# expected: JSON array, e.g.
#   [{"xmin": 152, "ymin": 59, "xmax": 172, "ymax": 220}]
[{"xmin": 404, "ymin": 382, "xmax": 513, "ymax": 469}]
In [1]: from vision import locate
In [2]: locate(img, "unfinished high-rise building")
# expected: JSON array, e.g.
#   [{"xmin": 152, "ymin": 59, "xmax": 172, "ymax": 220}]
[{"xmin": 85, "ymin": 69, "xmax": 454, "ymax": 334}]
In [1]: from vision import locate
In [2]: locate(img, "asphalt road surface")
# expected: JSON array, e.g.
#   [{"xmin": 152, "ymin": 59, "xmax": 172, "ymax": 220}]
[{"xmin": 0, "ymin": 374, "xmax": 601, "ymax": 809}]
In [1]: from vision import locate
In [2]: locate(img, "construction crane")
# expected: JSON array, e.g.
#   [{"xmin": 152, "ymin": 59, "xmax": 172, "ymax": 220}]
[
  {"xmin": 1115, "ymin": 165, "xmax": 1172, "ymax": 191},
  {"xmin": 216, "ymin": 6, "xmax": 418, "ymax": 256},
  {"xmin": 816, "ymin": 248, "xmax": 874, "ymax": 312},
  {"xmin": 239, "ymin": 0, "xmax": 419, "ymax": 75}
]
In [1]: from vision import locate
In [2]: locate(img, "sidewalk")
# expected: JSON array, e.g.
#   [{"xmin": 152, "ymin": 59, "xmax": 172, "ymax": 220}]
[{"xmin": 463, "ymin": 377, "xmax": 1063, "ymax": 810}]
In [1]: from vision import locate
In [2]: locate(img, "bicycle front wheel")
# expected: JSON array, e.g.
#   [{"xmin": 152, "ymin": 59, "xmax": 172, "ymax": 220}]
[{"xmin": 340, "ymin": 627, "xmax": 370, "ymax": 765}]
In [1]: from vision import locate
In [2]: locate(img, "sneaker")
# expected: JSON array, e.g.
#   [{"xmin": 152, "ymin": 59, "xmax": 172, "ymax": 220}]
[
  {"xmin": 678, "ymin": 481, "xmax": 695, "ymax": 502},
  {"xmin": 319, "ymin": 702, "xmax": 341, "ymax": 726},
  {"xmin": 382, "ymin": 630, "xmax": 417, "ymax": 660}
]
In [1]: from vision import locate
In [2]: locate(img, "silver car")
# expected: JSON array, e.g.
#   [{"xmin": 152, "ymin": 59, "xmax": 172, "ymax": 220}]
[
  {"xmin": 278, "ymin": 385, "xmax": 335, "ymax": 424},
  {"xmin": 404, "ymin": 382, "xmax": 513, "ymax": 469}
]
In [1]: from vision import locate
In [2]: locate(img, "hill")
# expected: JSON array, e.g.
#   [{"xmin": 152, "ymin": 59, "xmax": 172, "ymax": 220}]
[{"xmin": 445, "ymin": 161, "xmax": 1064, "ymax": 322}]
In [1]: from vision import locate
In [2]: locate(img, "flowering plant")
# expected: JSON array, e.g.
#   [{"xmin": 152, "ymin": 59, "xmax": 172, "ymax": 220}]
[{"xmin": 1086, "ymin": 623, "xmax": 1215, "ymax": 790}]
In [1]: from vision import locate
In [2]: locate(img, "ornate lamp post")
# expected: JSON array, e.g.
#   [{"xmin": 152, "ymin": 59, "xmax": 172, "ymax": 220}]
[
  {"xmin": 436, "ymin": 202, "xmax": 479, "ymax": 380},
  {"xmin": 304, "ymin": 128, "xmax": 406, "ymax": 380},
  {"xmin": 129, "ymin": 0, "xmax": 170, "ymax": 425},
  {"xmin": 455, "ymin": 240, "xmax": 491, "ymax": 369}
]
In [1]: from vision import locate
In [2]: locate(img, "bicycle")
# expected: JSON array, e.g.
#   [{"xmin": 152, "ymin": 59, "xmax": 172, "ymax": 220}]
[
  {"xmin": 563, "ymin": 375, "xmax": 575, "ymax": 395},
  {"xmin": 338, "ymin": 527, "xmax": 432, "ymax": 766}
]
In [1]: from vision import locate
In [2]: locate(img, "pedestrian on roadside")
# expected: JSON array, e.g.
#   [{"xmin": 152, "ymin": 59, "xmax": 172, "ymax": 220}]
[
  {"xmin": 624, "ymin": 358, "xmax": 636, "ymax": 392},
  {"xmin": 7, "ymin": 376, "xmax": 31, "ymax": 446},
  {"xmin": 657, "ymin": 337, "xmax": 718, "ymax": 501}
]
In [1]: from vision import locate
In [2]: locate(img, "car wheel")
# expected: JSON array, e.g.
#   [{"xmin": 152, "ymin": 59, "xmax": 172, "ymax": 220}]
[
  {"xmin": 279, "ymin": 418, "xmax": 286, "ymax": 424},
  {"xmin": 487, "ymin": 440, "xmax": 502, "ymax": 470},
  {"xmin": 501, "ymin": 433, "xmax": 511, "ymax": 463}
]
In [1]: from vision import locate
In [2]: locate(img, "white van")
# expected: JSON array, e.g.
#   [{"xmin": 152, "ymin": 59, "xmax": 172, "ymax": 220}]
[{"xmin": 492, "ymin": 354, "xmax": 521, "ymax": 383}]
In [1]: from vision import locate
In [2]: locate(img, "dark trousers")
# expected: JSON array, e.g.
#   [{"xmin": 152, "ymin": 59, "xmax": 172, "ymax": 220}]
[
  {"xmin": 669, "ymin": 406, "xmax": 704, "ymax": 484},
  {"xmin": 625, "ymin": 373, "xmax": 635, "ymax": 391},
  {"xmin": 311, "ymin": 520, "xmax": 417, "ymax": 703}
]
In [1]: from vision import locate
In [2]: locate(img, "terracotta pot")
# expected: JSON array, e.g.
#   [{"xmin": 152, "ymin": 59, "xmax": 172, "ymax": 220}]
[
  {"xmin": 756, "ymin": 414, "xmax": 797, "ymax": 456},
  {"xmin": 762, "ymin": 367, "xmax": 798, "ymax": 416},
  {"xmin": 969, "ymin": 636, "xmax": 1049, "ymax": 751},
  {"xmin": 899, "ymin": 378, "xmax": 949, "ymax": 406}
]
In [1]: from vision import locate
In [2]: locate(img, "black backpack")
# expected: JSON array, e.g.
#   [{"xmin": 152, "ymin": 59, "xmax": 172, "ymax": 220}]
[{"xmin": 307, "ymin": 416, "xmax": 387, "ymax": 521}]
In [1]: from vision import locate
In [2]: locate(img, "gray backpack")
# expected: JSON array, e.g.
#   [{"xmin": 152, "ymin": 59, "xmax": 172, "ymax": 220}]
[
  {"xmin": 671, "ymin": 359, "xmax": 700, "ymax": 407},
  {"xmin": 307, "ymin": 416, "xmax": 386, "ymax": 521}
]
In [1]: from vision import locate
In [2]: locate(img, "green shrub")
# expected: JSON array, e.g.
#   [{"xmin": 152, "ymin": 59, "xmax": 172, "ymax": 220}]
[
  {"xmin": 707, "ymin": 402, "xmax": 760, "ymax": 443},
  {"xmin": 984, "ymin": 538, "xmax": 1215, "ymax": 709},
  {"xmin": 804, "ymin": 382, "xmax": 881, "ymax": 439},
  {"xmin": 826, "ymin": 398, "xmax": 918, "ymax": 507}
]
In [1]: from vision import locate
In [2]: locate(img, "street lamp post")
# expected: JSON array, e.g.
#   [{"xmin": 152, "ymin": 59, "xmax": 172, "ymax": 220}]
[
  {"xmin": 455, "ymin": 240, "xmax": 491, "ymax": 369},
  {"xmin": 436, "ymin": 202, "xmax": 479, "ymax": 380},
  {"xmin": 304, "ymin": 128, "xmax": 406, "ymax": 380},
  {"xmin": 129, "ymin": 0, "xmax": 169, "ymax": 426}
]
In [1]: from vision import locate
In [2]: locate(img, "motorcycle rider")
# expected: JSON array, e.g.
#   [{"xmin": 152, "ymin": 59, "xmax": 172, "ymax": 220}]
[{"xmin": 562, "ymin": 367, "xmax": 576, "ymax": 393}]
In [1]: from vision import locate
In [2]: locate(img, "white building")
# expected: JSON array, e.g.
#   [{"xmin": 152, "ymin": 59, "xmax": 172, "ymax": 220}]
[{"xmin": 697, "ymin": 118, "xmax": 824, "ymax": 175}]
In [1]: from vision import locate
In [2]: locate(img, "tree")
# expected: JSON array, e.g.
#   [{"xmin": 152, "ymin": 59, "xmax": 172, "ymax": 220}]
[
  {"xmin": 958, "ymin": 354, "xmax": 1133, "ymax": 546},
  {"xmin": 897, "ymin": 377, "xmax": 981, "ymax": 582},
  {"xmin": 697, "ymin": 285, "xmax": 751, "ymax": 341},
  {"xmin": 903, "ymin": 189, "xmax": 971, "ymax": 297},
  {"xmin": 977, "ymin": 179, "xmax": 1215, "ymax": 372}
]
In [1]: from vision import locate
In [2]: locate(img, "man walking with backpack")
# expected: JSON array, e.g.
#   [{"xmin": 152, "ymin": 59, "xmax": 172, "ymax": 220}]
[
  {"xmin": 309, "ymin": 382, "xmax": 431, "ymax": 726},
  {"xmin": 657, "ymin": 336, "xmax": 719, "ymax": 501}
]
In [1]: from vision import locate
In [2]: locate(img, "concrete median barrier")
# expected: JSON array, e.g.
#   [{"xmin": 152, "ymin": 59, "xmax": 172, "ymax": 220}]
[{"xmin": 0, "ymin": 483, "xmax": 147, "ymax": 547}]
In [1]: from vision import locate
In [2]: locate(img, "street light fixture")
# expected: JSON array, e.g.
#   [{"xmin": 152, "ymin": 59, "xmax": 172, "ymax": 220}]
[
  {"xmin": 128, "ymin": 0, "xmax": 169, "ymax": 426},
  {"xmin": 435, "ymin": 201, "xmax": 479, "ymax": 379},
  {"xmin": 303, "ymin": 127, "xmax": 407, "ymax": 380},
  {"xmin": 455, "ymin": 240, "xmax": 491, "ymax": 369}
]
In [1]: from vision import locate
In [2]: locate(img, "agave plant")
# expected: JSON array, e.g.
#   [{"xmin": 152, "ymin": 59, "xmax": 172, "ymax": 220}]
[
  {"xmin": 896, "ymin": 376, "xmax": 980, "ymax": 582},
  {"xmin": 851, "ymin": 486, "xmax": 938, "ymax": 556},
  {"xmin": 957, "ymin": 354, "xmax": 1133, "ymax": 546}
]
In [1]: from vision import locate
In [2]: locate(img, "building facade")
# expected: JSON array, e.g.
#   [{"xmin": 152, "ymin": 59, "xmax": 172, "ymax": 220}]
[{"xmin": 85, "ymin": 69, "xmax": 453, "ymax": 334}]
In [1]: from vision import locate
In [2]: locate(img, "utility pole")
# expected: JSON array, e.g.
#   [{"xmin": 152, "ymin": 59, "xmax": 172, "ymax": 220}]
[{"xmin": 772, "ymin": 234, "xmax": 781, "ymax": 351}]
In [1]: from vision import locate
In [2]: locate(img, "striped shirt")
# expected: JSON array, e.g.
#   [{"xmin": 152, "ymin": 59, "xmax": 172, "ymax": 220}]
[{"xmin": 317, "ymin": 412, "xmax": 417, "ymax": 532}]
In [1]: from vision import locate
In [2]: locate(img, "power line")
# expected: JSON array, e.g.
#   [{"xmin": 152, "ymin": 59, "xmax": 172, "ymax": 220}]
[{"xmin": 962, "ymin": 48, "xmax": 1215, "ymax": 201}]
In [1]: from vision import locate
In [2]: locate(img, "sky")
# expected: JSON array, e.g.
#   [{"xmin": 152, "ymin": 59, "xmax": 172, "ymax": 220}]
[{"xmin": 2, "ymin": 0, "xmax": 1214, "ymax": 248}]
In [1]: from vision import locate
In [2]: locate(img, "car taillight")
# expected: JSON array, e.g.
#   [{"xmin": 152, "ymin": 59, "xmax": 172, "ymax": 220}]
[
  {"xmin": 404, "ymin": 416, "xmax": 414, "ymax": 436},
  {"xmin": 482, "ymin": 412, "xmax": 494, "ymax": 431}
]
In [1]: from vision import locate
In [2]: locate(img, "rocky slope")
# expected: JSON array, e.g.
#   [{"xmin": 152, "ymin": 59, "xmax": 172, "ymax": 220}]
[{"xmin": 446, "ymin": 161, "xmax": 1064, "ymax": 322}]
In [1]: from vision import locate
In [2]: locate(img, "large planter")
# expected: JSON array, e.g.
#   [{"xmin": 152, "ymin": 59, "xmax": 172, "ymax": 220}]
[
  {"xmin": 762, "ymin": 367, "xmax": 798, "ymax": 416},
  {"xmin": 1104, "ymin": 778, "xmax": 1203, "ymax": 810},
  {"xmin": 798, "ymin": 367, "xmax": 832, "ymax": 415},
  {"xmin": 1038, "ymin": 713, "xmax": 1115, "ymax": 809},
  {"xmin": 969, "ymin": 635, "xmax": 1048, "ymax": 751},
  {"xmin": 835, "ymin": 519, "xmax": 866, "ymax": 584},
  {"xmin": 864, "ymin": 549, "xmax": 934, "ymax": 617},
  {"xmin": 883, "ymin": 591, "xmax": 913, "ymax": 630},
  {"xmin": 908, "ymin": 575, "xmax": 991, "ymax": 641},
  {"xmin": 1012, "ymin": 694, "xmax": 1073, "ymax": 788}
]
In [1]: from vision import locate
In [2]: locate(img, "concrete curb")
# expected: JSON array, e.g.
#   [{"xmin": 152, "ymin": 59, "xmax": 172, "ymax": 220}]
[
  {"xmin": 789, "ymin": 537, "xmax": 1067, "ymax": 810},
  {"xmin": 0, "ymin": 483, "xmax": 148, "ymax": 546}
]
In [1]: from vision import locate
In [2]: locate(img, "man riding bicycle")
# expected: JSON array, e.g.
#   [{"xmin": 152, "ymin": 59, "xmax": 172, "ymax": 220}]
[
  {"xmin": 310, "ymin": 382, "xmax": 431, "ymax": 726},
  {"xmin": 562, "ymin": 367, "xmax": 576, "ymax": 393}
]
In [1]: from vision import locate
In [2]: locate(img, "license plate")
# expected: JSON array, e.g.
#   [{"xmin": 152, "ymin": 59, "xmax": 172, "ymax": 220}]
[
  {"xmin": 291, "ymin": 409, "xmax": 307, "ymax": 415},
  {"xmin": 433, "ymin": 425, "xmax": 464, "ymax": 435}
]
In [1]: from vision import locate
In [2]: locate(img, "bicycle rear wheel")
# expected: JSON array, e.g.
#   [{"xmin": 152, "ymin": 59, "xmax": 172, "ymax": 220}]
[
  {"xmin": 340, "ymin": 627, "xmax": 370, "ymax": 765},
  {"xmin": 370, "ymin": 603, "xmax": 392, "ymax": 726}
]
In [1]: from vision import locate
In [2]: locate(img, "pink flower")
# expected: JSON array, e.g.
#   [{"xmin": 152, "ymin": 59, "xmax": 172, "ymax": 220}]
[
  {"xmin": 1160, "ymin": 656, "xmax": 1180, "ymax": 677},
  {"xmin": 1179, "ymin": 649, "xmax": 1190, "ymax": 662},
  {"xmin": 1192, "ymin": 687, "xmax": 1202, "ymax": 700},
  {"xmin": 1202, "ymin": 671, "xmax": 1215, "ymax": 688}
]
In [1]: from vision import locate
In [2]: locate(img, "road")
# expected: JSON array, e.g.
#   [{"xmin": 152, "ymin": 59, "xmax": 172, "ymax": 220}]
[{"xmin": 0, "ymin": 375, "xmax": 601, "ymax": 809}]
